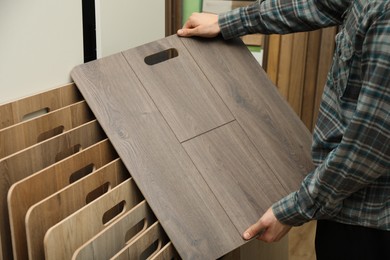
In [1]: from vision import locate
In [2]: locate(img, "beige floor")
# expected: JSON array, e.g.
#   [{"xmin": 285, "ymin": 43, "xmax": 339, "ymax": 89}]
[{"xmin": 289, "ymin": 221, "xmax": 317, "ymax": 260}]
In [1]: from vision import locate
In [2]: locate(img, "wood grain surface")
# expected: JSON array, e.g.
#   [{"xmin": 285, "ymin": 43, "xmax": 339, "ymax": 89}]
[
  {"xmin": 265, "ymin": 35, "xmax": 281, "ymax": 85},
  {"xmin": 180, "ymin": 36, "xmax": 314, "ymax": 192},
  {"xmin": 71, "ymin": 51, "xmax": 245, "ymax": 259},
  {"xmin": 0, "ymin": 101, "xmax": 94, "ymax": 158},
  {"xmin": 183, "ymin": 121, "xmax": 287, "ymax": 233},
  {"xmin": 71, "ymin": 35, "xmax": 314, "ymax": 259},
  {"xmin": 44, "ymin": 179, "xmax": 143, "ymax": 260},
  {"xmin": 111, "ymin": 222, "xmax": 169, "ymax": 260},
  {"xmin": 288, "ymin": 32, "xmax": 308, "ymax": 117},
  {"xmin": 149, "ymin": 242, "xmax": 180, "ymax": 260},
  {"xmin": 72, "ymin": 200, "xmax": 156, "ymax": 260},
  {"xmin": 122, "ymin": 36, "xmax": 234, "ymax": 142},
  {"xmin": 276, "ymin": 34, "xmax": 294, "ymax": 99},
  {"xmin": 0, "ymin": 83, "xmax": 82, "ymax": 130},
  {"xmin": 0, "ymin": 120, "xmax": 106, "ymax": 259},
  {"xmin": 8, "ymin": 139, "xmax": 117, "ymax": 260},
  {"xmin": 25, "ymin": 159, "xmax": 129, "ymax": 260}
]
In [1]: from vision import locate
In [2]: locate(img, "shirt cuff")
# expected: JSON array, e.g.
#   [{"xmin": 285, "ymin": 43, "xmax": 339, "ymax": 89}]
[
  {"xmin": 272, "ymin": 192, "xmax": 310, "ymax": 226},
  {"xmin": 218, "ymin": 8, "xmax": 248, "ymax": 40}
]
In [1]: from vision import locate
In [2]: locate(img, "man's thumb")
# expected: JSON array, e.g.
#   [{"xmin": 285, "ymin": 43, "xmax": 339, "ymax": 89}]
[
  {"xmin": 177, "ymin": 29, "xmax": 192, "ymax": 37},
  {"xmin": 242, "ymin": 221, "xmax": 264, "ymax": 240}
]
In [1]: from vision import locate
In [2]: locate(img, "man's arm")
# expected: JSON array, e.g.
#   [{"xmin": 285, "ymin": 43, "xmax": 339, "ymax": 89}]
[
  {"xmin": 178, "ymin": 0, "xmax": 350, "ymax": 38},
  {"xmin": 272, "ymin": 6, "xmax": 390, "ymax": 227}
]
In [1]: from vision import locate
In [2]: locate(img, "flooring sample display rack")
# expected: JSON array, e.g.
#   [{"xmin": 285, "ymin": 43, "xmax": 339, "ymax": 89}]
[
  {"xmin": 0, "ymin": 83, "xmax": 180, "ymax": 260},
  {"xmin": 0, "ymin": 35, "xmax": 313, "ymax": 259}
]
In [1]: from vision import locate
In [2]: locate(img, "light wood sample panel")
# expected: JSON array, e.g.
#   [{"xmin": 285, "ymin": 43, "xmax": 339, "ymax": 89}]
[
  {"xmin": 25, "ymin": 159, "xmax": 129, "ymax": 260},
  {"xmin": 43, "ymin": 179, "xmax": 143, "ymax": 259},
  {"xmin": 71, "ymin": 35, "xmax": 314, "ymax": 259},
  {"xmin": 0, "ymin": 120, "xmax": 106, "ymax": 259},
  {"xmin": 72, "ymin": 200, "xmax": 156, "ymax": 260},
  {"xmin": 8, "ymin": 139, "xmax": 118, "ymax": 260},
  {"xmin": 0, "ymin": 101, "xmax": 94, "ymax": 158},
  {"xmin": 0, "ymin": 83, "xmax": 177, "ymax": 260},
  {"xmin": 0, "ymin": 83, "xmax": 82, "ymax": 130}
]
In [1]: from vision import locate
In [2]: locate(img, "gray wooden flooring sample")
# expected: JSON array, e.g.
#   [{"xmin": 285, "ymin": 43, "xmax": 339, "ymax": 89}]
[
  {"xmin": 71, "ymin": 35, "xmax": 314, "ymax": 259},
  {"xmin": 123, "ymin": 36, "xmax": 234, "ymax": 142}
]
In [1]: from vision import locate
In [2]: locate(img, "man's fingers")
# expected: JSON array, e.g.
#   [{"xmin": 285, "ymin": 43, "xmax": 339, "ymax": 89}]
[
  {"xmin": 181, "ymin": 19, "xmax": 193, "ymax": 30},
  {"xmin": 177, "ymin": 29, "xmax": 186, "ymax": 36},
  {"xmin": 177, "ymin": 28, "xmax": 196, "ymax": 37},
  {"xmin": 177, "ymin": 12, "xmax": 219, "ymax": 38},
  {"xmin": 242, "ymin": 221, "xmax": 265, "ymax": 240}
]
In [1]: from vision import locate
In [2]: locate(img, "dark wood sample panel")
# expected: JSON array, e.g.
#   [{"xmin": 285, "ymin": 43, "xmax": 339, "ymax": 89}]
[
  {"xmin": 71, "ymin": 35, "xmax": 314, "ymax": 259},
  {"xmin": 122, "ymin": 36, "xmax": 234, "ymax": 142},
  {"xmin": 71, "ymin": 53, "xmax": 243, "ymax": 259},
  {"xmin": 182, "ymin": 121, "xmax": 288, "ymax": 233},
  {"xmin": 180, "ymin": 36, "xmax": 314, "ymax": 191}
]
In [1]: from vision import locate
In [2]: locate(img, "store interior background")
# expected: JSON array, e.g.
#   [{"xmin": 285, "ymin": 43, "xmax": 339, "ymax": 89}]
[{"xmin": 0, "ymin": 1, "xmax": 339, "ymax": 259}]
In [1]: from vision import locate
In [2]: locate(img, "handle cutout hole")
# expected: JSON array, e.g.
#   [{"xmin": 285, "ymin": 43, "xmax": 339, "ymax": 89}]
[
  {"xmin": 102, "ymin": 200, "xmax": 126, "ymax": 225},
  {"xmin": 144, "ymin": 48, "xmax": 178, "ymax": 65},
  {"xmin": 69, "ymin": 163, "xmax": 95, "ymax": 184},
  {"xmin": 86, "ymin": 182, "xmax": 110, "ymax": 204},
  {"xmin": 55, "ymin": 144, "xmax": 82, "ymax": 162},
  {"xmin": 125, "ymin": 219, "xmax": 146, "ymax": 244},
  {"xmin": 139, "ymin": 239, "xmax": 160, "ymax": 260},
  {"xmin": 22, "ymin": 107, "xmax": 49, "ymax": 121},
  {"xmin": 37, "ymin": 125, "xmax": 65, "ymax": 142}
]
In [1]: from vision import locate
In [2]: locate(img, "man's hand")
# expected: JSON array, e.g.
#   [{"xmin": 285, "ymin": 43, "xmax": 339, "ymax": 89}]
[
  {"xmin": 177, "ymin": 12, "xmax": 220, "ymax": 38},
  {"xmin": 243, "ymin": 207, "xmax": 292, "ymax": 242}
]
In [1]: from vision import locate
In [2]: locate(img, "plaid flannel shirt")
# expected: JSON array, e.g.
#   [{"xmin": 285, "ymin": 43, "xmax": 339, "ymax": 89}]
[{"xmin": 219, "ymin": 0, "xmax": 390, "ymax": 230}]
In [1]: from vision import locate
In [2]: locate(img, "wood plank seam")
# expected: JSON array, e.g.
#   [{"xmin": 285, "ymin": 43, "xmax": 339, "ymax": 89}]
[
  {"xmin": 178, "ymin": 36, "xmax": 290, "ymax": 195},
  {"xmin": 179, "ymin": 118, "xmax": 236, "ymax": 143},
  {"xmin": 72, "ymin": 50, "xmax": 243, "ymax": 259},
  {"xmin": 178, "ymin": 36, "xmax": 238, "ymax": 120},
  {"xmin": 71, "ymin": 35, "xmax": 313, "ymax": 258},
  {"xmin": 119, "ymin": 52, "xmax": 183, "ymax": 143}
]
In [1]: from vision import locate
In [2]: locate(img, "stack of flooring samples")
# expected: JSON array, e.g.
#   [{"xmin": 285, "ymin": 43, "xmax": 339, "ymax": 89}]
[{"xmin": 0, "ymin": 84, "xmax": 178, "ymax": 259}]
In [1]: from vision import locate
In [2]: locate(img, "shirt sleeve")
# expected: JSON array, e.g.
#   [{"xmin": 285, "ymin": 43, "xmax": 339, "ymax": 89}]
[
  {"xmin": 272, "ymin": 8, "xmax": 390, "ymax": 226},
  {"xmin": 218, "ymin": 0, "xmax": 349, "ymax": 39}
]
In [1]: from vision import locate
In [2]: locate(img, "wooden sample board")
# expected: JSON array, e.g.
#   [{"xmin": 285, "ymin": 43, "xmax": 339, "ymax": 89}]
[
  {"xmin": 25, "ymin": 159, "xmax": 129, "ymax": 260},
  {"xmin": 71, "ymin": 35, "xmax": 314, "ymax": 259},
  {"xmin": 72, "ymin": 200, "xmax": 156, "ymax": 260},
  {"xmin": 0, "ymin": 83, "xmax": 82, "ymax": 130},
  {"xmin": 0, "ymin": 101, "xmax": 94, "ymax": 158},
  {"xmin": 44, "ymin": 178, "xmax": 143, "ymax": 259},
  {"xmin": 8, "ymin": 139, "xmax": 118, "ymax": 260},
  {"xmin": 0, "ymin": 119, "xmax": 106, "ymax": 259},
  {"xmin": 0, "ymin": 83, "xmax": 177, "ymax": 260}
]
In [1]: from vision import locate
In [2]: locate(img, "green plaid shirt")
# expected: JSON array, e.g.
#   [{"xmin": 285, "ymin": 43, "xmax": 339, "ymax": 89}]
[{"xmin": 219, "ymin": 0, "xmax": 390, "ymax": 230}]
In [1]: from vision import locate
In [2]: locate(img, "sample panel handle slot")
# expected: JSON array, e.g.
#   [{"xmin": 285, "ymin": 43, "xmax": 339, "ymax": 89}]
[{"xmin": 144, "ymin": 48, "xmax": 179, "ymax": 66}]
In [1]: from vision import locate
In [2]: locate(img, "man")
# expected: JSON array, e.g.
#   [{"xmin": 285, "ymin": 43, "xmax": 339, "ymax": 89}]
[{"xmin": 178, "ymin": 1, "xmax": 390, "ymax": 259}]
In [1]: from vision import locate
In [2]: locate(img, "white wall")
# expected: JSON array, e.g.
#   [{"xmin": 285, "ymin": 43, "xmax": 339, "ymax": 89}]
[
  {"xmin": 0, "ymin": 0, "xmax": 165, "ymax": 105},
  {"xmin": 0, "ymin": 0, "xmax": 84, "ymax": 104},
  {"xmin": 96, "ymin": 0, "xmax": 165, "ymax": 58}
]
